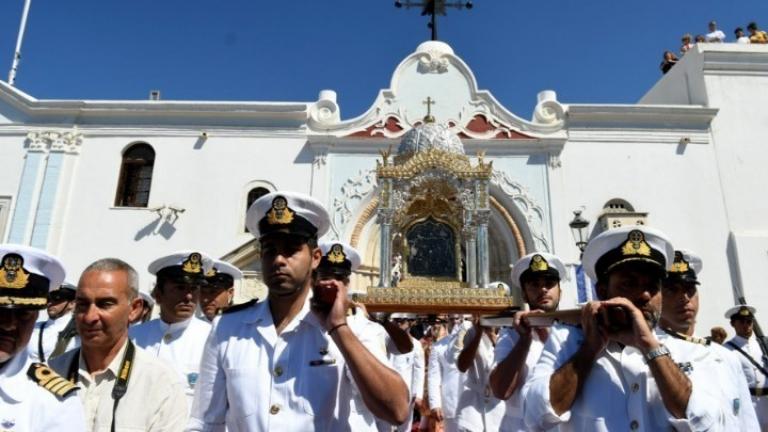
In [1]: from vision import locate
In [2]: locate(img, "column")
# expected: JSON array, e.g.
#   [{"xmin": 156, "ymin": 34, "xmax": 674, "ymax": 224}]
[
  {"xmin": 378, "ymin": 209, "xmax": 393, "ymax": 287},
  {"xmin": 463, "ymin": 225, "xmax": 477, "ymax": 287},
  {"xmin": 476, "ymin": 210, "xmax": 490, "ymax": 287}
]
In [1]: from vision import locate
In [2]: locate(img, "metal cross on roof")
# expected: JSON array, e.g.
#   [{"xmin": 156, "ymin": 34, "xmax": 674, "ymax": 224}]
[
  {"xmin": 395, "ymin": 0, "xmax": 475, "ymax": 41},
  {"xmin": 423, "ymin": 96, "xmax": 436, "ymax": 122}
]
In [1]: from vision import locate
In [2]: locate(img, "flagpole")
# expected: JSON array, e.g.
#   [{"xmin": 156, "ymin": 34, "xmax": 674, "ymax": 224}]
[{"xmin": 8, "ymin": 0, "xmax": 33, "ymax": 86}]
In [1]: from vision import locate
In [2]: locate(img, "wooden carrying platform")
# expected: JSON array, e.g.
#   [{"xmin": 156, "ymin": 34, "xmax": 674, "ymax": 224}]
[{"xmin": 357, "ymin": 282, "xmax": 518, "ymax": 315}]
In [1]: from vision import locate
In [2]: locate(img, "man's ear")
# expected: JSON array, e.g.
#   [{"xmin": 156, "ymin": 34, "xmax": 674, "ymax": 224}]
[
  {"xmin": 310, "ymin": 245, "xmax": 322, "ymax": 269},
  {"xmin": 127, "ymin": 297, "xmax": 144, "ymax": 323}
]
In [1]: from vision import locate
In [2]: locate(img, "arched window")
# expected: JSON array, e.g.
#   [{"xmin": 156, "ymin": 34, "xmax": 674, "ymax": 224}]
[
  {"xmin": 244, "ymin": 187, "xmax": 270, "ymax": 230},
  {"xmin": 115, "ymin": 143, "xmax": 155, "ymax": 207}
]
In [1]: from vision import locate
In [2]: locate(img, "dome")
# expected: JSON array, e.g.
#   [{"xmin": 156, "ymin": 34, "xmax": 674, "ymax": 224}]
[{"xmin": 397, "ymin": 121, "xmax": 465, "ymax": 156}]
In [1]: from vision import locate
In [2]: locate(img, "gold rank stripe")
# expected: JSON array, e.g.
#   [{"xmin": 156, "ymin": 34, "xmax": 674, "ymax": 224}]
[
  {"xmin": 0, "ymin": 296, "xmax": 46, "ymax": 306},
  {"xmin": 27, "ymin": 362, "xmax": 79, "ymax": 398}
]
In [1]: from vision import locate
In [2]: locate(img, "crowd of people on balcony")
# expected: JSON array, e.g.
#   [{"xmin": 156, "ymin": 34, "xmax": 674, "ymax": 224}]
[{"xmin": 661, "ymin": 20, "xmax": 768, "ymax": 74}]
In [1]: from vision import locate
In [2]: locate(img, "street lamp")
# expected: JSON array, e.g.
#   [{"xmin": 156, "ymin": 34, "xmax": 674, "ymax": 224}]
[{"xmin": 569, "ymin": 210, "xmax": 590, "ymax": 256}]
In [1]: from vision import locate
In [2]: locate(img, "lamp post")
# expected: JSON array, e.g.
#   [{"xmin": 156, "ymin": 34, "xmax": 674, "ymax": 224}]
[{"xmin": 569, "ymin": 210, "xmax": 590, "ymax": 257}]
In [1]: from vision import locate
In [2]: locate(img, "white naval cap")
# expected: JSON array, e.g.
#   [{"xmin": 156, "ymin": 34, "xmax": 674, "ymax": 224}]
[
  {"xmin": 318, "ymin": 241, "xmax": 361, "ymax": 276},
  {"xmin": 666, "ymin": 249, "xmax": 702, "ymax": 284},
  {"xmin": 246, "ymin": 191, "xmax": 330, "ymax": 239},
  {"xmin": 0, "ymin": 244, "xmax": 66, "ymax": 309},
  {"xmin": 207, "ymin": 260, "xmax": 243, "ymax": 280},
  {"xmin": 582, "ymin": 226, "xmax": 674, "ymax": 281},
  {"xmin": 725, "ymin": 305, "xmax": 757, "ymax": 320},
  {"xmin": 147, "ymin": 250, "xmax": 215, "ymax": 280},
  {"xmin": 510, "ymin": 252, "xmax": 567, "ymax": 288},
  {"xmin": 48, "ymin": 280, "xmax": 77, "ymax": 301},
  {"xmin": 489, "ymin": 281, "xmax": 511, "ymax": 296},
  {"xmin": 139, "ymin": 286, "xmax": 155, "ymax": 308}
]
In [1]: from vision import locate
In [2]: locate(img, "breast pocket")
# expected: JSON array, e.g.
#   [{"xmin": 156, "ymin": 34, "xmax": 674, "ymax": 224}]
[
  {"xmin": 226, "ymin": 367, "xmax": 261, "ymax": 419},
  {"xmin": 297, "ymin": 363, "xmax": 341, "ymax": 416}
]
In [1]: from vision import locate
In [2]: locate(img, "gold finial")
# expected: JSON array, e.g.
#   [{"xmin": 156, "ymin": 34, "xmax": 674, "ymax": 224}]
[
  {"xmin": 423, "ymin": 97, "xmax": 436, "ymax": 123},
  {"xmin": 476, "ymin": 150, "xmax": 486, "ymax": 165},
  {"xmin": 379, "ymin": 145, "xmax": 392, "ymax": 166}
]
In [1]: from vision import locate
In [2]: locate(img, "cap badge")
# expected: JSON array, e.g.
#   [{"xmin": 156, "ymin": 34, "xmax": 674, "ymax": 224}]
[
  {"xmin": 205, "ymin": 267, "xmax": 218, "ymax": 277},
  {"xmin": 739, "ymin": 307, "xmax": 751, "ymax": 317},
  {"xmin": 669, "ymin": 251, "xmax": 690, "ymax": 273},
  {"xmin": 266, "ymin": 196, "xmax": 295, "ymax": 225},
  {"xmin": 0, "ymin": 253, "xmax": 29, "ymax": 289},
  {"xmin": 620, "ymin": 230, "xmax": 652, "ymax": 257},
  {"xmin": 529, "ymin": 254, "xmax": 549, "ymax": 272},
  {"xmin": 327, "ymin": 244, "xmax": 347, "ymax": 264},
  {"xmin": 182, "ymin": 253, "xmax": 203, "ymax": 274}
]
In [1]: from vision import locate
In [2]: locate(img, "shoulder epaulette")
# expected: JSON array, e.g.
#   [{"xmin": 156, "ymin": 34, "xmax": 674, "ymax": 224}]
[
  {"xmin": 27, "ymin": 362, "xmax": 79, "ymax": 398},
  {"xmin": 222, "ymin": 299, "xmax": 258, "ymax": 315},
  {"xmin": 663, "ymin": 328, "xmax": 710, "ymax": 346}
]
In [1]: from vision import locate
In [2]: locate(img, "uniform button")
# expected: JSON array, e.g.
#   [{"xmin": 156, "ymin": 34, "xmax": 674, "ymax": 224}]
[
  {"xmin": 631, "ymin": 383, "xmax": 640, "ymax": 393},
  {"xmin": 270, "ymin": 404, "xmax": 280, "ymax": 415},
  {"xmin": 274, "ymin": 366, "xmax": 283, "ymax": 377},
  {"xmin": 163, "ymin": 334, "xmax": 172, "ymax": 343},
  {"xmin": 630, "ymin": 420, "xmax": 639, "ymax": 430}
]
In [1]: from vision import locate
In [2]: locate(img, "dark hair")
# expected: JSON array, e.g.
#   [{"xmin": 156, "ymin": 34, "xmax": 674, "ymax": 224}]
[
  {"xmin": 748, "ymin": 22, "xmax": 758, "ymax": 31},
  {"xmin": 735, "ymin": 27, "xmax": 744, "ymax": 34}
]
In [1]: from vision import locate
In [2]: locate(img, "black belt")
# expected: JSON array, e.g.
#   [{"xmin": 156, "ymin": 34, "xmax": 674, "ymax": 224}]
[
  {"xmin": 750, "ymin": 387, "xmax": 768, "ymax": 397},
  {"xmin": 68, "ymin": 340, "xmax": 135, "ymax": 432}
]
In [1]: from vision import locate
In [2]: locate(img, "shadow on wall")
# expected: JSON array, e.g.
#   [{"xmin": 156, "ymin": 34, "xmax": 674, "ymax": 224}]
[{"xmin": 134, "ymin": 213, "xmax": 179, "ymax": 241}]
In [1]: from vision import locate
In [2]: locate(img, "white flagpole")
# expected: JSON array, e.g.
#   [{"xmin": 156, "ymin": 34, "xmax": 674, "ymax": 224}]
[{"xmin": 8, "ymin": 0, "xmax": 33, "ymax": 86}]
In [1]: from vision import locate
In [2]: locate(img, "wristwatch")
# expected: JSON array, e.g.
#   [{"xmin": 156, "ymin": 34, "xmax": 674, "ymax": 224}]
[{"xmin": 644, "ymin": 344, "xmax": 671, "ymax": 363}]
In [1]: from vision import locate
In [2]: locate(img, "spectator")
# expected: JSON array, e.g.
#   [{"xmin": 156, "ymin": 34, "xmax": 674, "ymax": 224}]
[
  {"xmin": 748, "ymin": 22, "xmax": 768, "ymax": 44},
  {"xmin": 710, "ymin": 326, "xmax": 728, "ymax": 344},
  {"xmin": 660, "ymin": 51, "xmax": 678, "ymax": 74},
  {"xmin": 680, "ymin": 34, "xmax": 694, "ymax": 54},
  {"xmin": 705, "ymin": 21, "xmax": 726, "ymax": 42},
  {"xmin": 735, "ymin": 27, "xmax": 751, "ymax": 44},
  {"xmin": 695, "ymin": 34, "xmax": 706, "ymax": 44}
]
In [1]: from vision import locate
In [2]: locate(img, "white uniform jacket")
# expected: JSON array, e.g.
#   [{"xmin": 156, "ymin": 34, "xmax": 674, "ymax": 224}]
[
  {"xmin": 524, "ymin": 326, "xmax": 726, "ymax": 432},
  {"xmin": 28, "ymin": 312, "xmax": 79, "ymax": 362},
  {"xmin": 492, "ymin": 325, "xmax": 569, "ymax": 432},
  {"xmin": 450, "ymin": 326, "xmax": 505, "ymax": 432},
  {"xmin": 725, "ymin": 335, "xmax": 768, "ymax": 429},
  {"xmin": 130, "ymin": 316, "xmax": 212, "ymax": 405},
  {"xmin": 427, "ymin": 328, "xmax": 466, "ymax": 420},
  {"xmin": 187, "ymin": 298, "xmax": 394, "ymax": 432},
  {"xmin": 0, "ymin": 351, "xmax": 86, "ymax": 431}
]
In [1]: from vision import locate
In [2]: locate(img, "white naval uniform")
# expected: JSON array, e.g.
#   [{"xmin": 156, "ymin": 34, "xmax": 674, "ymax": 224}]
[
  {"xmin": 524, "ymin": 326, "xmax": 726, "ymax": 431},
  {"xmin": 50, "ymin": 341, "xmax": 189, "ymax": 432},
  {"xmin": 0, "ymin": 351, "xmax": 86, "ymax": 432},
  {"xmin": 450, "ymin": 326, "xmax": 505, "ymax": 432},
  {"xmin": 725, "ymin": 335, "xmax": 768, "ymax": 429},
  {"xmin": 379, "ymin": 334, "xmax": 424, "ymax": 432},
  {"xmin": 428, "ymin": 328, "xmax": 466, "ymax": 432},
  {"xmin": 188, "ymin": 297, "xmax": 393, "ymax": 431},
  {"xmin": 346, "ymin": 310, "xmax": 396, "ymax": 431},
  {"xmin": 27, "ymin": 312, "xmax": 79, "ymax": 362},
  {"xmin": 664, "ymin": 335, "xmax": 759, "ymax": 431},
  {"xmin": 492, "ymin": 325, "xmax": 569, "ymax": 431},
  {"xmin": 129, "ymin": 316, "xmax": 212, "ymax": 407}
]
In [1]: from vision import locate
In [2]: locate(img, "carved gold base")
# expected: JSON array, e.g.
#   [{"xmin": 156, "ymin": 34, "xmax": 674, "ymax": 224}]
[{"xmin": 357, "ymin": 285, "xmax": 517, "ymax": 314}]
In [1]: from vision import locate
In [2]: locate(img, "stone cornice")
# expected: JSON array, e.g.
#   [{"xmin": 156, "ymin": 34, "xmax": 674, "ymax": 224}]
[{"xmin": 567, "ymin": 104, "xmax": 718, "ymax": 130}]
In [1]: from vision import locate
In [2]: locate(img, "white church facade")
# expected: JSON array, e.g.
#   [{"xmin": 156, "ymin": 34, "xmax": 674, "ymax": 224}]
[{"xmin": 0, "ymin": 40, "xmax": 766, "ymax": 333}]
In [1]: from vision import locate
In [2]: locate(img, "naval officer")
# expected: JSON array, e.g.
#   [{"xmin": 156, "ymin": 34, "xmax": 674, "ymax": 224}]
[
  {"xmin": 28, "ymin": 281, "xmax": 79, "ymax": 362},
  {"xmin": 199, "ymin": 259, "xmax": 242, "ymax": 321},
  {"xmin": 130, "ymin": 251, "xmax": 215, "ymax": 406},
  {"xmin": 187, "ymin": 191, "xmax": 409, "ymax": 431},
  {"xmin": 489, "ymin": 252, "xmax": 569, "ymax": 431},
  {"xmin": 524, "ymin": 226, "xmax": 726, "ymax": 431},
  {"xmin": 0, "ymin": 244, "xmax": 86, "ymax": 431}
]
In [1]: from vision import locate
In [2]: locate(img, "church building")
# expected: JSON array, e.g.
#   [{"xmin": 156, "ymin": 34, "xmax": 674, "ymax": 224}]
[{"xmin": 0, "ymin": 40, "xmax": 765, "ymax": 332}]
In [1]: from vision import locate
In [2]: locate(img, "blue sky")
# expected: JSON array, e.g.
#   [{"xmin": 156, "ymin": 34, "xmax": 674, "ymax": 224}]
[{"xmin": 1, "ymin": 1, "xmax": 766, "ymax": 119}]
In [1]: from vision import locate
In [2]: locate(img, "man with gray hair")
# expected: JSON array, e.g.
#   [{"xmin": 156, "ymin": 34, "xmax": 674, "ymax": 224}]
[{"xmin": 50, "ymin": 258, "xmax": 188, "ymax": 431}]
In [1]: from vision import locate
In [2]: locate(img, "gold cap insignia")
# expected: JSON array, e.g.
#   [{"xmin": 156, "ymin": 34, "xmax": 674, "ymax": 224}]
[
  {"xmin": 205, "ymin": 267, "xmax": 218, "ymax": 277},
  {"xmin": 620, "ymin": 230, "xmax": 652, "ymax": 257},
  {"xmin": 669, "ymin": 251, "xmax": 690, "ymax": 273},
  {"xmin": 739, "ymin": 307, "xmax": 751, "ymax": 317},
  {"xmin": 266, "ymin": 196, "xmax": 295, "ymax": 225},
  {"xmin": 529, "ymin": 254, "xmax": 549, "ymax": 272},
  {"xmin": 182, "ymin": 253, "xmax": 203, "ymax": 274},
  {"xmin": 0, "ymin": 253, "xmax": 29, "ymax": 289},
  {"xmin": 327, "ymin": 244, "xmax": 347, "ymax": 264}
]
